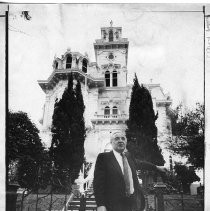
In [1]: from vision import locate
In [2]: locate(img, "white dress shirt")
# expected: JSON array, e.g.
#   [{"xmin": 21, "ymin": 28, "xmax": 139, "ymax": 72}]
[
  {"xmin": 113, "ymin": 149, "xmax": 124, "ymax": 173},
  {"xmin": 113, "ymin": 149, "xmax": 134, "ymax": 194}
]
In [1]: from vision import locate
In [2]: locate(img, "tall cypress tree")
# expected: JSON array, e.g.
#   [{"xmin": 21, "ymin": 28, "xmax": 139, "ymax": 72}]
[
  {"xmin": 72, "ymin": 80, "xmax": 86, "ymax": 176},
  {"xmin": 126, "ymin": 74, "xmax": 164, "ymax": 166},
  {"xmin": 49, "ymin": 73, "xmax": 86, "ymax": 191}
]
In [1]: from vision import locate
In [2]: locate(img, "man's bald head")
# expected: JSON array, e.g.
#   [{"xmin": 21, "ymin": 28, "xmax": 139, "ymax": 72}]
[
  {"xmin": 111, "ymin": 131, "xmax": 126, "ymax": 141},
  {"xmin": 110, "ymin": 131, "xmax": 127, "ymax": 153}
]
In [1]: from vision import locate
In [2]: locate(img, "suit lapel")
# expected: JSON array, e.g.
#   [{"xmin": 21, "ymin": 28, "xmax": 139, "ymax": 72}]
[{"xmin": 109, "ymin": 151, "xmax": 124, "ymax": 179}]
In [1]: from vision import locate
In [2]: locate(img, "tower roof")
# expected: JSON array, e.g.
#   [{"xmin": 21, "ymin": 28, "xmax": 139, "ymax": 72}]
[
  {"xmin": 94, "ymin": 22, "xmax": 129, "ymax": 65},
  {"xmin": 94, "ymin": 21, "xmax": 128, "ymax": 45}
]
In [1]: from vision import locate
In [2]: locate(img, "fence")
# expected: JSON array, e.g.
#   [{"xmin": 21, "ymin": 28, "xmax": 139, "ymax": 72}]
[{"xmin": 145, "ymin": 194, "xmax": 204, "ymax": 211}]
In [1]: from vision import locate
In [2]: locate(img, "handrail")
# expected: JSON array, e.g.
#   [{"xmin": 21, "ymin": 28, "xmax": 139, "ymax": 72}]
[
  {"xmin": 61, "ymin": 192, "xmax": 75, "ymax": 211},
  {"xmin": 94, "ymin": 114, "xmax": 128, "ymax": 119},
  {"xmin": 84, "ymin": 162, "xmax": 96, "ymax": 191}
]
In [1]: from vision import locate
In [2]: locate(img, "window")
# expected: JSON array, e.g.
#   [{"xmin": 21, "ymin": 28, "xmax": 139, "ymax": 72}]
[
  {"xmin": 112, "ymin": 70, "xmax": 117, "ymax": 87},
  {"xmin": 115, "ymin": 31, "xmax": 119, "ymax": 39},
  {"xmin": 109, "ymin": 30, "xmax": 113, "ymax": 42},
  {"xmin": 76, "ymin": 57, "xmax": 79, "ymax": 66},
  {"xmin": 105, "ymin": 71, "xmax": 110, "ymax": 87},
  {"xmin": 82, "ymin": 59, "xmax": 87, "ymax": 73},
  {"xmin": 55, "ymin": 61, "xmax": 58, "ymax": 69},
  {"xmin": 103, "ymin": 30, "xmax": 107, "ymax": 40},
  {"xmin": 112, "ymin": 106, "xmax": 118, "ymax": 115},
  {"xmin": 104, "ymin": 106, "xmax": 110, "ymax": 116},
  {"xmin": 66, "ymin": 54, "xmax": 72, "ymax": 69}
]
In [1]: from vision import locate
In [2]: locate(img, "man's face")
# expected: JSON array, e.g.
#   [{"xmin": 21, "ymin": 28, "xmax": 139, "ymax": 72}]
[{"xmin": 111, "ymin": 133, "xmax": 127, "ymax": 153}]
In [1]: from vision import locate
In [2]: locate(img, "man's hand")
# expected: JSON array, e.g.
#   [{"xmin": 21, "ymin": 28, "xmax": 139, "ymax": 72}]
[{"xmin": 97, "ymin": 206, "xmax": 107, "ymax": 211}]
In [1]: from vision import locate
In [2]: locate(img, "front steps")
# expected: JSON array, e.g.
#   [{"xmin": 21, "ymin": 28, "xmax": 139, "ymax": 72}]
[{"xmin": 68, "ymin": 187, "xmax": 96, "ymax": 211}]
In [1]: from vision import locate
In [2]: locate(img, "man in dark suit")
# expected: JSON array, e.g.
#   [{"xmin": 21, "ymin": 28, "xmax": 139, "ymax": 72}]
[{"xmin": 93, "ymin": 131, "xmax": 166, "ymax": 211}]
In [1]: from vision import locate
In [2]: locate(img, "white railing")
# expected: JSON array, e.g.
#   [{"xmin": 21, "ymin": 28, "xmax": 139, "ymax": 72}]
[
  {"xmin": 83, "ymin": 162, "xmax": 96, "ymax": 192},
  {"xmin": 94, "ymin": 114, "xmax": 127, "ymax": 119},
  {"xmin": 84, "ymin": 179, "xmax": 93, "ymax": 192}
]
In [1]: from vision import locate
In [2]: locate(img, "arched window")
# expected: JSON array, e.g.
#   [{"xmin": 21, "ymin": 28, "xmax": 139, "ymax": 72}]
[
  {"xmin": 55, "ymin": 61, "xmax": 58, "ymax": 69},
  {"xmin": 103, "ymin": 30, "xmax": 107, "ymax": 40},
  {"xmin": 109, "ymin": 30, "xmax": 113, "ymax": 42},
  {"xmin": 115, "ymin": 31, "xmax": 119, "ymax": 39},
  {"xmin": 112, "ymin": 70, "xmax": 117, "ymax": 87},
  {"xmin": 105, "ymin": 71, "xmax": 110, "ymax": 87},
  {"xmin": 82, "ymin": 59, "xmax": 87, "ymax": 73},
  {"xmin": 104, "ymin": 106, "xmax": 110, "ymax": 116},
  {"xmin": 66, "ymin": 54, "xmax": 72, "ymax": 69},
  {"xmin": 112, "ymin": 106, "xmax": 118, "ymax": 115}
]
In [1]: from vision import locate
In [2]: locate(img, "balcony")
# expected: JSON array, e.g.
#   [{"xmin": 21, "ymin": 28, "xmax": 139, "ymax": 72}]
[
  {"xmin": 91, "ymin": 114, "xmax": 128, "ymax": 124},
  {"xmin": 94, "ymin": 38, "xmax": 128, "ymax": 43}
]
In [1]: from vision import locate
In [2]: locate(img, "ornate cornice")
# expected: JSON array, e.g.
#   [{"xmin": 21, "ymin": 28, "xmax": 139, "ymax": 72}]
[{"xmin": 38, "ymin": 68, "xmax": 104, "ymax": 93}]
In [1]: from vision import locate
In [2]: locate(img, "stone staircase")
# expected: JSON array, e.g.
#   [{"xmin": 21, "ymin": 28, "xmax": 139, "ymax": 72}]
[
  {"xmin": 85, "ymin": 186, "xmax": 95, "ymax": 198},
  {"xmin": 68, "ymin": 187, "xmax": 96, "ymax": 211}
]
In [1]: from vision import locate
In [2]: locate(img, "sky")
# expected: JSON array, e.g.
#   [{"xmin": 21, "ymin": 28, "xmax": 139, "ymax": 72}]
[{"xmin": 8, "ymin": 3, "xmax": 205, "ymax": 128}]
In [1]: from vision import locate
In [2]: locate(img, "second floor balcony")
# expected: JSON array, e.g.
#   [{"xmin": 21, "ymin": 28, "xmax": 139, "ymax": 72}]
[{"xmin": 91, "ymin": 113, "xmax": 128, "ymax": 124}]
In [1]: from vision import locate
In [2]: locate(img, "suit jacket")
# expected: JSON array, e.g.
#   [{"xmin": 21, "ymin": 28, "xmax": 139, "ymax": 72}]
[{"xmin": 93, "ymin": 151, "xmax": 158, "ymax": 211}]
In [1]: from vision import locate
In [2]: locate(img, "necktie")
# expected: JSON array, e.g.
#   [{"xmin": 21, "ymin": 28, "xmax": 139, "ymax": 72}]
[{"xmin": 121, "ymin": 153, "xmax": 134, "ymax": 196}]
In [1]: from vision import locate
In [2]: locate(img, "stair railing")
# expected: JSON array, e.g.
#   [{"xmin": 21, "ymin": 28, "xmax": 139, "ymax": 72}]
[{"xmin": 83, "ymin": 162, "xmax": 95, "ymax": 192}]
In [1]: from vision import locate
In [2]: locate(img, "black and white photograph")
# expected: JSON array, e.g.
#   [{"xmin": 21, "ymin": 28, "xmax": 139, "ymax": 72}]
[{"xmin": 1, "ymin": 3, "xmax": 209, "ymax": 211}]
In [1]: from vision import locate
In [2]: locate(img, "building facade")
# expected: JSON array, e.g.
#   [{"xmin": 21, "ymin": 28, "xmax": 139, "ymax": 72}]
[{"xmin": 38, "ymin": 23, "xmax": 172, "ymax": 164}]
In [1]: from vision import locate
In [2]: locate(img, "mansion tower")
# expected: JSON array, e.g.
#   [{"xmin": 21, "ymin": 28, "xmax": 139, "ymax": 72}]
[{"xmin": 38, "ymin": 23, "xmax": 172, "ymax": 164}]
